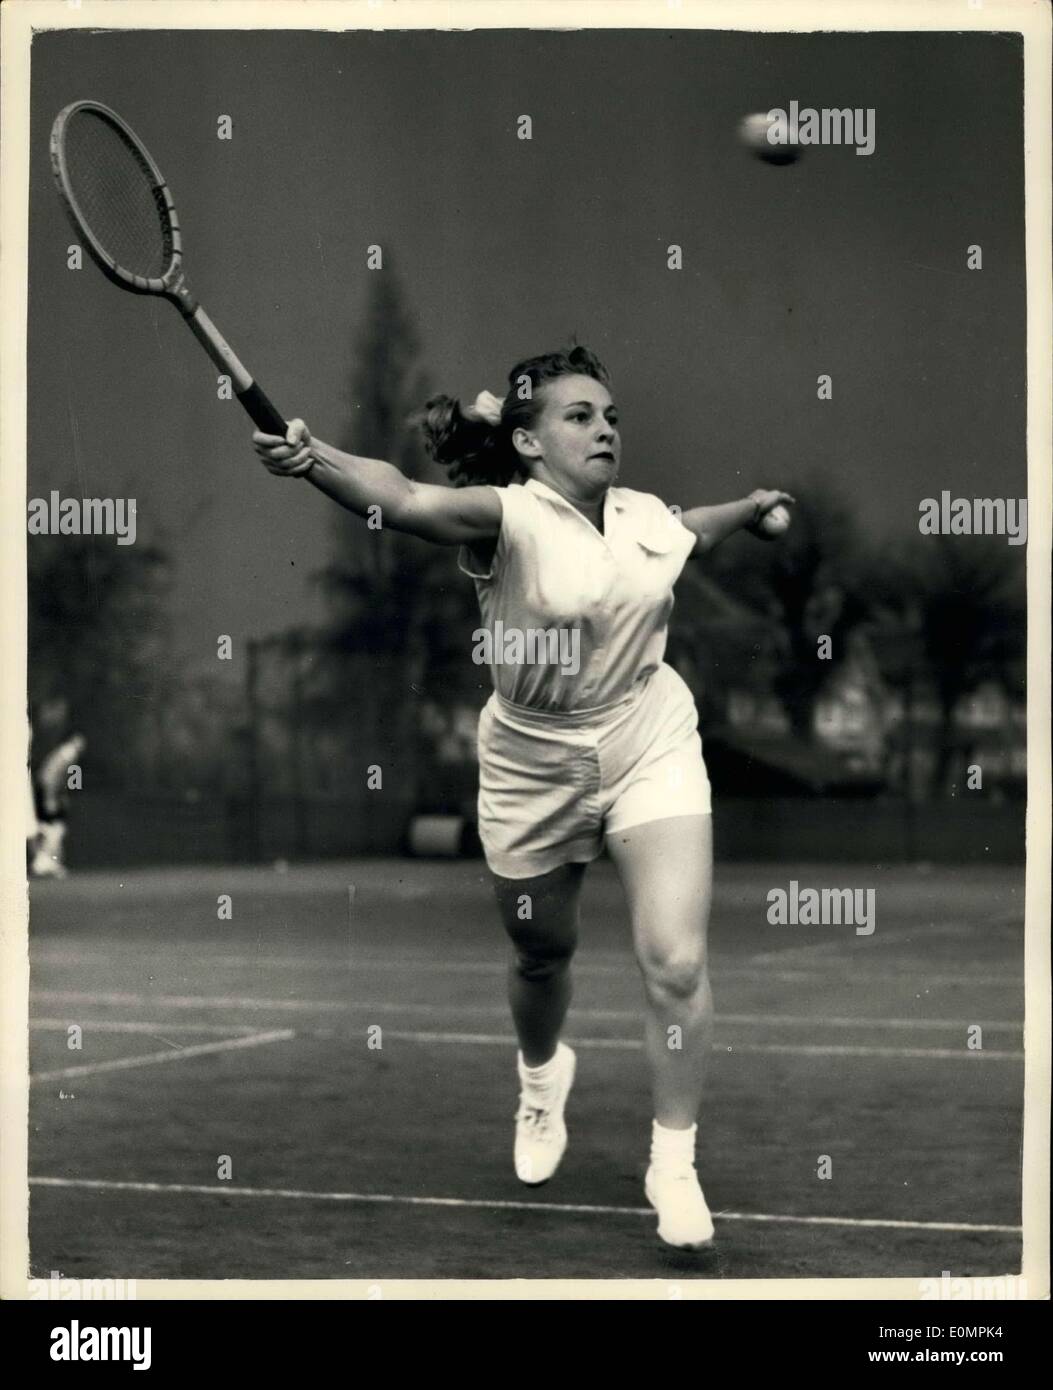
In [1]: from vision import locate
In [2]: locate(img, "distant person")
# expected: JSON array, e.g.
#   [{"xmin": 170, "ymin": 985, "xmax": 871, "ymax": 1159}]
[
  {"xmin": 253, "ymin": 347, "xmax": 792, "ymax": 1250},
  {"xmin": 32, "ymin": 733, "xmax": 86, "ymax": 879}
]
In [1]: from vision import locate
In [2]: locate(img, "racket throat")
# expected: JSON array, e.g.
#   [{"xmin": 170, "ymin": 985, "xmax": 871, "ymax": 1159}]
[{"xmin": 181, "ymin": 300, "xmax": 254, "ymax": 394}]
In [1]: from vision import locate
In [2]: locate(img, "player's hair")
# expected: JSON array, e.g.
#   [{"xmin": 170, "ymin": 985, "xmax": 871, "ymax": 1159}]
[{"xmin": 421, "ymin": 346, "xmax": 612, "ymax": 487}]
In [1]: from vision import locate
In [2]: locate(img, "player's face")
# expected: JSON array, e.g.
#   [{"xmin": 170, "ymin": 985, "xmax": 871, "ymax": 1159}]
[{"xmin": 514, "ymin": 375, "xmax": 621, "ymax": 499}]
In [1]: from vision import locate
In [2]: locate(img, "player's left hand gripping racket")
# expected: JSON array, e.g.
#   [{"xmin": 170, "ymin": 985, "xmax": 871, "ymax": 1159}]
[{"xmin": 50, "ymin": 100, "xmax": 287, "ymax": 435}]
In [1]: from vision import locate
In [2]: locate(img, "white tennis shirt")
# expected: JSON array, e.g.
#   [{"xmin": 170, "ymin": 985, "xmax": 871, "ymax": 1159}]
[{"xmin": 459, "ymin": 476, "xmax": 697, "ymax": 713}]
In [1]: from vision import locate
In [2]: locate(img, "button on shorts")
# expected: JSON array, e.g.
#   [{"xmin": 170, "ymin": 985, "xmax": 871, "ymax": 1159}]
[{"xmin": 476, "ymin": 662, "xmax": 712, "ymax": 880}]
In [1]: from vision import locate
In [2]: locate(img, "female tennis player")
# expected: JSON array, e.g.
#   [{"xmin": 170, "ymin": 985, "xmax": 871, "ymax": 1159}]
[{"xmin": 252, "ymin": 347, "xmax": 792, "ymax": 1249}]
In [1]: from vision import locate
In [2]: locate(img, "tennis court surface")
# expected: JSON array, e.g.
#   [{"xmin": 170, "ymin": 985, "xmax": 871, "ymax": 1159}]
[{"xmin": 27, "ymin": 858, "xmax": 1024, "ymax": 1280}]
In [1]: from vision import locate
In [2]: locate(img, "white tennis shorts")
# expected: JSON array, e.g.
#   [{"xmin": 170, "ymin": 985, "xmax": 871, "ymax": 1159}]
[{"xmin": 476, "ymin": 661, "xmax": 712, "ymax": 880}]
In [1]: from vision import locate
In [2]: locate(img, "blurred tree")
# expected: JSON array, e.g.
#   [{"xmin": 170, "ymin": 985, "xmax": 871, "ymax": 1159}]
[
  {"xmin": 308, "ymin": 267, "xmax": 479, "ymax": 803},
  {"xmin": 28, "ymin": 534, "xmax": 173, "ymax": 786},
  {"xmin": 668, "ymin": 567, "xmax": 782, "ymax": 728},
  {"xmin": 865, "ymin": 533, "xmax": 1026, "ymax": 797},
  {"xmin": 708, "ymin": 474, "xmax": 872, "ymax": 739}
]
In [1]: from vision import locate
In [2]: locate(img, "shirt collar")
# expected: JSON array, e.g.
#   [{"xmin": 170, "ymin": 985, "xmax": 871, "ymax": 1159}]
[{"xmin": 523, "ymin": 477, "xmax": 627, "ymax": 513}]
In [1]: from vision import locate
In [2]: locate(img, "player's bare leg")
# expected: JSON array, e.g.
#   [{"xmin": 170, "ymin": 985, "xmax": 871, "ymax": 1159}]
[
  {"xmin": 606, "ymin": 814, "xmax": 715, "ymax": 1247},
  {"xmin": 491, "ymin": 862, "xmax": 585, "ymax": 1183}
]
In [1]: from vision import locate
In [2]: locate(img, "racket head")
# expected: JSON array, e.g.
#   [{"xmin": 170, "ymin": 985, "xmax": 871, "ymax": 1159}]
[{"xmin": 50, "ymin": 100, "xmax": 183, "ymax": 296}]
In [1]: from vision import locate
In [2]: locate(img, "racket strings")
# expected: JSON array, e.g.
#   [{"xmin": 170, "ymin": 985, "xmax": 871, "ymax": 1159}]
[{"xmin": 64, "ymin": 112, "xmax": 172, "ymax": 279}]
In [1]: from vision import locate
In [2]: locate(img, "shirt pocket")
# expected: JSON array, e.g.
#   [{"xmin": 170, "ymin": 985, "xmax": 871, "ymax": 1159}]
[
  {"xmin": 634, "ymin": 508, "xmax": 683, "ymax": 556},
  {"xmin": 631, "ymin": 521, "xmax": 684, "ymax": 614},
  {"xmin": 636, "ymin": 532, "xmax": 677, "ymax": 556}
]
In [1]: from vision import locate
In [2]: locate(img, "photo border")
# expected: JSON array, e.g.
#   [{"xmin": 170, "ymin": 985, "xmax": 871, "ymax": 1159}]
[{"xmin": 2, "ymin": 0, "xmax": 1048, "ymax": 1302}]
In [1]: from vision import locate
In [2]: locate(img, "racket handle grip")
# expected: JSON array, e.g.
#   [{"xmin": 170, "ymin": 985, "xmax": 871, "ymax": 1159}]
[
  {"xmin": 236, "ymin": 381, "xmax": 287, "ymax": 436},
  {"xmin": 179, "ymin": 303, "xmax": 287, "ymax": 435}
]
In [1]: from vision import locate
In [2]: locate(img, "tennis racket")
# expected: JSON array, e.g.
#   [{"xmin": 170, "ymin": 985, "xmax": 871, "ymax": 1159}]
[{"xmin": 50, "ymin": 99, "xmax": 286, "ymax": 435}]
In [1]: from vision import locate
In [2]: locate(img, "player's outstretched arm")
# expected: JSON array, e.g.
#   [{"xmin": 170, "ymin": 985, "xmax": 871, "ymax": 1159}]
[
  {"xmin": 252, "ymin": 420, "xmax": 502, "ymax": 546},
  {"xmin": 681, "ymin": 488, "xmax": 795, "ymax": 555}
]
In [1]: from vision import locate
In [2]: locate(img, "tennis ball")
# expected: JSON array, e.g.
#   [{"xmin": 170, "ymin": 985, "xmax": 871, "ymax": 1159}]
[
  {"xmin": 739, "ymin": 111, "xmax": 801, "ymax": 165},
  {"xmin": 759, "ymin": 503, "xmax": 792, "ymax": 536}
]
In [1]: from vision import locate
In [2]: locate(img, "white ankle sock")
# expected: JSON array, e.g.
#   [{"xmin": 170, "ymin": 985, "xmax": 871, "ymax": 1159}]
[
  {"xmin": 518, "ymin": 1047, "xmax": 560, "ymax": 1087},
  {"xmin": 650, "ymin": 1119, "xmax": 697, "ymax": 1171}
]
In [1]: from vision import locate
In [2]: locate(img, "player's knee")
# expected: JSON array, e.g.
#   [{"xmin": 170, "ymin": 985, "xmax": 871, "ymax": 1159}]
[
  {"xmin": 638, "ymin": 943, "xmax": 707, "ymax": 1001},
  {"xmin": 513, "ymin": 939, "xmax": 575, "ymax": 983}
]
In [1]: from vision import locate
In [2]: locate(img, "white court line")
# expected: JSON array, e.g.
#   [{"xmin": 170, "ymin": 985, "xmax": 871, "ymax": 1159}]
[
  {"xmin": 380, "ymin": 1031, "xmax": 1023, "ymax": 1061},
  {"xmin": 29, "ymin": 990, "xmax": 1023, "ymax": 1033},
  {"xmin": 31, "ymin": 1029, "xmax": 296, "ymax": 1083},
  {"xmin": 31, "ymin": 1019, "xmax": 262, "ymax": 1036},
  {"xmin": 24, "ymin": 1003, "xmax": 1021, "ymax": 1061},
  {"xmin": 31, "ymin": 989, "xmax": 360, "ymax": 1013},
  {"xmin": 31, "ymin": 957, "xmax": 1023, "ymax": 986},
  {"xmin": 747, "ymin": 921, "xmax": 1022, "ymax": 968},
  {"xmin": 351, "ymin": 1004, "xmax": 1020, "ymax": 1033},
  {"xmin": 347, "ymin": 1005, "xmax": 1019, "ymax": 1032},
  {"xmin": 27, "ymin": 1177, "xmax": 1021, "ymax": 1236}
]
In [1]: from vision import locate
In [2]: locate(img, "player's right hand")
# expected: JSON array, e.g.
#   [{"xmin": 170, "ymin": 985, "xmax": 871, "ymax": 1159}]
[{"xmin": 253, "ymin": 418, "xmax": 315, "ymax": 477}]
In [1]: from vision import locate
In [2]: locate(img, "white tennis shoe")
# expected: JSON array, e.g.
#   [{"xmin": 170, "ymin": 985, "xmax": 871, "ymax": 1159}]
[
  {"xmin": 514, "ymin": 1042, "xmax": 577, "ymax": 1185},
  {"xmin": 645, "ymin": 1163, "xmax": 716, "ymax": 1249}
]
